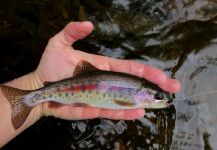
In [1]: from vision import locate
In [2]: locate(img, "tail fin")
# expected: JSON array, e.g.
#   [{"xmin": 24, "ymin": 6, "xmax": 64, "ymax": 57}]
[{"xmin": 1, "ymin": 85, "xmax": 33, "ymax": 129}]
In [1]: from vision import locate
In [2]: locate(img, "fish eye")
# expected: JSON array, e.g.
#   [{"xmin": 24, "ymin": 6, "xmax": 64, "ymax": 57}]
[{"xmin": 154, "ymin": 92, "xmax": 164, "ymax": 100}]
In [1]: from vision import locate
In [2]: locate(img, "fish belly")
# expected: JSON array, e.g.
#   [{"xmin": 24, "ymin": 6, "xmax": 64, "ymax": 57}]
[{"xmin": 46, "ymin": 89, "xmax": 134, "ymax": 109}]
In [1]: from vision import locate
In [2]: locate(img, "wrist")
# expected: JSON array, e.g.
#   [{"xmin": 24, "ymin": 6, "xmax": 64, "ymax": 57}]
[
  {"xmin": 5, "ymin": 71, "xmax": 44, "ymax": 90},
  {"xmin": 5, "ymin": 71, "xmax": 44, "ymax": 121}
]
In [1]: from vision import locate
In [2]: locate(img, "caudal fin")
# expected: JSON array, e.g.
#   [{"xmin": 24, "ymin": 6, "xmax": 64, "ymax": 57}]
[{"xmin": 1, "ymin": 85, "xmax": 33, "ymax": 129}]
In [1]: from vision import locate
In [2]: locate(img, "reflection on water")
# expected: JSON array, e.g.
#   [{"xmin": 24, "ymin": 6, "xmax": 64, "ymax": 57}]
[
  {"xmin": 173, "ymin": 47, "xmax": 217, "ymax": 150},
  {"xmin": 68, "ymin": 110, "xmax": 175, "ymax": 150},
  {"xmin": 1, "ymin": 0, "xmax": 217, "ymax": 149}
]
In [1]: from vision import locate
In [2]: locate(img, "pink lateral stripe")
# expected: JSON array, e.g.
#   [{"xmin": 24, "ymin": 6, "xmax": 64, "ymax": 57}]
[{"xmin": 58, "ymin": 84, "xmax": 97, "ymax": 92}]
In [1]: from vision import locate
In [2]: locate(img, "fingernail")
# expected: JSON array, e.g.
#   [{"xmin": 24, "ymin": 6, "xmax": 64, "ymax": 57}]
[
  {"xmin": 136, "ymin": 109, "xmax": 145, "ymax": 118},
  {"xmin": 171, "ymin": 80, "xmax": 181, "ymax": 92}
]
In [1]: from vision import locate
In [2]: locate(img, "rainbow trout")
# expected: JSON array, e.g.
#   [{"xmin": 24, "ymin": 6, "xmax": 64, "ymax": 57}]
[{"xmin": 1, "ymin": 61, "xmax": 173, "ymax": 129}]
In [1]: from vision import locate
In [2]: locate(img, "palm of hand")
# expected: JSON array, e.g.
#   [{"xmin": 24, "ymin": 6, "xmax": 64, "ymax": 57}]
[{"xmin": 34, "ymin": 22, "xmax": 180, "ymax": 120}]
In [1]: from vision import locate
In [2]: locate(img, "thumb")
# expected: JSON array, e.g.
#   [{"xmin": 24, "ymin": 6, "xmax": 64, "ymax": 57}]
[{"xmin": 57, "ymin": 21, "xmax": 94, "ymax": 47}]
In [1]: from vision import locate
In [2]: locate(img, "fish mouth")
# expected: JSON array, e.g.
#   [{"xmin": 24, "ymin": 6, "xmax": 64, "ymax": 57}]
[
  {"xmin": 152, "ymin": 99, "xmax": 174, "ymax": 108},
  {"xmin": 166, "ymin": 98, "xmax": 175, "ymax": 106},
  {"xmin": 165, "ymin": 93, "xmax": 175, "ymax": 105},
  {"xmin": 138, "ymin": 100, "xmax": 172, "ymax": 108}
]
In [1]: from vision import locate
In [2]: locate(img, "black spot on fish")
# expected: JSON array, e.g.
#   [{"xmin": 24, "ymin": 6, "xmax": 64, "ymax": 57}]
[
  {"xmin": 107, "ymin": 93, "xmax": 111, "ymax": 97},
  {"xmin": 86, "ymin": 94, "xmax": 89, "ymax": 98},
  {"xmin": 71, "ymin": 93, "xmax": 74, "ymax": 96},
  {"xmin": 88, "ymin": 90, "xmax": 92, "ymax": 94},
  {"xmin": 56, "ymin": 88, "xmax": 61, "ymax": 92},
  {"xmin": 63, "ymin": 82, "xmax": 68, "ymax": 86},
  {"xmin": 103, "ymin": 93, "xmax": 106, "ymax": 98},
  {"xmin": 65, "ymin": 93, "xmax": 68, "ymax": 97},
  {"xmin": 32, "ymin": 99, "xmax": 36, "ymax": 103},
  {"xmin": 58, "ymin": 93, "xmax": 62, "ymax": 97},
  {"xmin": 42, "ymin": 96, "xmax": 46, "ymax": 99},
  {"xmin": 49, "ymin": 94, "xmax": 52, "ymax": 98}
]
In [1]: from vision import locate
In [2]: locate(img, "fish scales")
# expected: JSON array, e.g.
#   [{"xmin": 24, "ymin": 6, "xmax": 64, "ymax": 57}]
[{"xmin": 31, "ymin": 73, "xmax": 139, "ymax": 108}]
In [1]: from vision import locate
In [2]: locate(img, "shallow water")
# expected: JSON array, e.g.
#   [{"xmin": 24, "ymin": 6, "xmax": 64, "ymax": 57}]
[{"xmin": 1, "ymin": 0, "xmax": 217, "ymax": 149}]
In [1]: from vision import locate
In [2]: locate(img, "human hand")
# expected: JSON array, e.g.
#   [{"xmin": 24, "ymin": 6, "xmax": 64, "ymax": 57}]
[
  {"xmin": 33, "ymin": 21, "xmax": 181, "ymax": 121},
  {"xmin": 0, "ymin": 21, "xmax": 181, "ymax": 147}
]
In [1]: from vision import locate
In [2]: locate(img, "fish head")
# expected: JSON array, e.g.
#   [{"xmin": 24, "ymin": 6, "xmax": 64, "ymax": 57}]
[{"xmin": 133, "ymin": 87, "xmax": 174, "ymax": 108}]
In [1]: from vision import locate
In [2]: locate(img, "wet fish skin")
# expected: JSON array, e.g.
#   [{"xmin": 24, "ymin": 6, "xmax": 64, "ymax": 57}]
[
  {"xmin": 24, "ymin": 71, "xmax": 168, "ymax": 108},
  {"xmin": 0, "ymin": 61, "xmax": 173, "ymax": 129}
]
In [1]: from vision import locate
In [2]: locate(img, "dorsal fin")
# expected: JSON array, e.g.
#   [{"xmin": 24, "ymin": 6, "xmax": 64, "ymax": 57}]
[{"xmin": 73, "ymin": 61, "xmax": 99, "ymax": 76}]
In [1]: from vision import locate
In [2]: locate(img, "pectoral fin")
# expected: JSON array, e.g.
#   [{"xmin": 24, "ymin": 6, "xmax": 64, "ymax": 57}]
[
  {"xmin": 113, "ymin": 99, "xmax": 136, "ymax": 107},
  {"xmin": 71, "ymin": 103, "xmax": 91, "ymax": 107}
]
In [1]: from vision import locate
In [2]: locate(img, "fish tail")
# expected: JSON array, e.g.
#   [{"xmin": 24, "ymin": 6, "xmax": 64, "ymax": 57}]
[{"xmin": 1, "ymin": 85, "xmax": 33, "ymax": 129}]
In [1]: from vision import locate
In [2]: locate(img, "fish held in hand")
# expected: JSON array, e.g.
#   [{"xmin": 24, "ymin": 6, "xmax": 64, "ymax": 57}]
[{"xmin": 1, "ymin": 61, "xmax": 173, "ymax": 129}]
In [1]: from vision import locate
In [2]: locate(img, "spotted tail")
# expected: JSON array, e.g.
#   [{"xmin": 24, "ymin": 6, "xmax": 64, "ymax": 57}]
[{"xmin": 1, "ymin": 85, "xmax": 33, "ymax": 130}]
